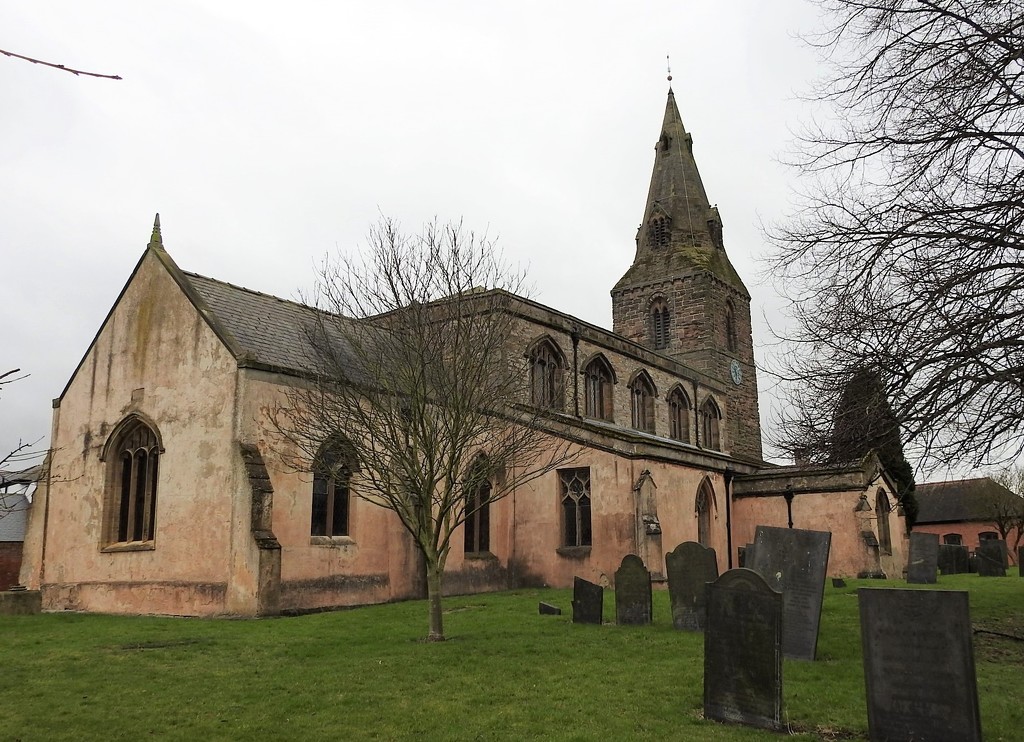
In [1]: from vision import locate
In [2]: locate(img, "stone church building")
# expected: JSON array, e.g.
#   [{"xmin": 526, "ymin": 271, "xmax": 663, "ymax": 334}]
[{"xmin": 19, "ymin": 89, "xmax": 907, "ymax": 616}]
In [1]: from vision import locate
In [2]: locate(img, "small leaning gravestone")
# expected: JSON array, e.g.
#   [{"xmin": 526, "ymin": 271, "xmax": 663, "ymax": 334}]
[
  {"xmin": 976, "ymin": 540, "xmax": 1007, "ymax": 577},
  {"xmin": 571, "ymin": 577, "xmax": 603, "ymax": 625},
  {"xmin": 906, "ymin": 532, "xmax": 939, "ymax": 584},
  {"xmin": 665, "ymin": 541, "xmax": 718, "ymax": 631},
  {"xmin": 614, "ymin": 554, "xmax": 652, "ymax": 626}
]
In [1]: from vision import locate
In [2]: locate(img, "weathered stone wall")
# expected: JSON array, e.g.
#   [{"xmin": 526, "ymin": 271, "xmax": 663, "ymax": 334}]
[{"xmin": 22, "ymin": 250, "xmax": 243, "ymax": 616}]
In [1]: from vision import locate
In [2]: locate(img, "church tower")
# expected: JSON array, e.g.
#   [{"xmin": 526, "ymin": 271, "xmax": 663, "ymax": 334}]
[{"xmin": 611, "ymin": 88, "xmax": 762, "ymax": 461}]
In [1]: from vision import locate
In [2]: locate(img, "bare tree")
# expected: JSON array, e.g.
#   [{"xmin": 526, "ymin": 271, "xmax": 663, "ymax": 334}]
[
  {"xmin": 987, "ymin": 468, "xmax": 1024, "ymax": 561},
  {"xmin": 768, "ymin": 1, "xmax": 1024, "ymax": 469},
  {"xmin": 0, "ymin": 369, "xmax": 41, "ymax": 522},
  {"xmin": 268, "ymin": 218, "xmax": 576, "ymax": 641}
]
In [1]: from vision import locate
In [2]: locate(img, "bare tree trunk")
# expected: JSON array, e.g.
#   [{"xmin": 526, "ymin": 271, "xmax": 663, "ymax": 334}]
[{"xmin": 425, "ymin": 559, "xmax": 445, "ymax": 642}]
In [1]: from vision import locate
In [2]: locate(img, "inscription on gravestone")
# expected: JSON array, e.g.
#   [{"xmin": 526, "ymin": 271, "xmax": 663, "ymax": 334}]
[
  {"xmin": 938, "ymin": 544, "xmax": 969, "ymax": 575},
  {"xmin": 614, "ymin": 554, "xmax": 652, "ymax": 625},
  {"xmin": 859, "ymin": 589, "xmax": 981, "ymax": 742},
  {"xmin": 666, "ymin": 541, "xmax": 719, "ymax": 631},
  {"xmin": 906, "ymin": 532, "xmax": 939, "ymax": 584},
  {"xmin": 975, "ymin": 540, "xmax": 1006, "ymax": 577},
  {"xmin": 571, "ymin": 577, "xmax": 603, "ymax": 625},
  {"xmin": 704, "ymin": 569, "xmax": 783, "ymax": 732},
  {"xmin": 749, "ymin": 526, "xmax": 831, "ymax": 661}
]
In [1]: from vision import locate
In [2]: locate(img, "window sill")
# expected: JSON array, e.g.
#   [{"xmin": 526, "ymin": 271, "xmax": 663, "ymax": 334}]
[
  {"xmin": 101, "ymin": 541, "xmax": 156, "ymax": 553},
  {"xmin": 310, "ymin": 536, "xmax": 356, "ymax": 547},
  {"xmin": 464, "ymin": 551, "xmax": 498, "ymax": 561},
  {"xmin": 556, "ymin": 546, "xmax": 592, "ymax": 559}
]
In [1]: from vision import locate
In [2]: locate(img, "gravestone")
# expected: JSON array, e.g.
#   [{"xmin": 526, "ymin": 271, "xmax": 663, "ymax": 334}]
[
  {"xmin": 906, "ymin": 532, "xmax": 939, "ymax": 584},
  {"xmin": 666, "ymin": 541, "xmax": 719, "ymax": 631},
  {"xmin": 832, "ymin": 578, "xmax": 847, "ymax": 588},
  {"xmin": 571, "ymin": 577, "xmax": 603, "ymax": 624},
  {"xmin": 748, "ymin": 525, "xmax": 831, "ymax": 660},
  {"xmin": 859, "ymin": 589, "xmax": 981, "ymax": 742},
  {"xmin": 975, "ymin": 540, "xmax": 1006, "ymax": 577},
  {"xmin": 704, "ymin": 568, "xmax": 783, "ymax": 731},
  {"xmin": 938, "ymin": 544, "xmax": 969, "ymax": 575},
  {"xmin": 538, "ymin": 602, "xmax": 561, "ymax": 615},
  {"xmin": 1019, "ymin": 546, "xmax": 1023, "ymax": 576},
  {"xmin": 614, "ymin": 554, "xmax": 652, "ymax": 625},
  {"xmin": 739, "ymin": 543, "xmax": 756, "ymax": 568}
]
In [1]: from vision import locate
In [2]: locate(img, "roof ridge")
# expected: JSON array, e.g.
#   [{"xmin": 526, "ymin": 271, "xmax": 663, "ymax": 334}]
[{"xmin": 182, "ymin": 270, "xmax": 321, "ymax": 313}]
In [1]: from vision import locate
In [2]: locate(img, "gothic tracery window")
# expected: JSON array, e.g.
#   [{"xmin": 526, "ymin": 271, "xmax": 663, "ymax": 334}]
[
  {"xmin": 527, "ymin": 338, "xmax": 565, "ymax": 411},
  {"xmin": 311, "ymin": 436, "xmax": 357, "ymax": 538},
  {"xmin": 583, "ymin": 355, "xmax": 615, "ymax": 421},
  {"xmin": 560, "ymin": 467, "xmax": 592, "ymax": 548},
  {"xmin": 667, "ymin": 386, "xmax": 691, "ymax": 443},
  {"xmin": 106, "ymin": 417, "xmax": 160, "ymax": 545},
  {"xmin": 875, "ymin": 490, "xmax": 892, "ymax": 555},
  {"xmin": 700, "ymin": 397, "xmax": 722, "ymax": 451},
  {"xmin": 630, "ymin": 371, "xmax": 657, "ymax": 434},
  {"xmin": 464, "ymin": 455, "xmax": 492, "ymax": 554}
]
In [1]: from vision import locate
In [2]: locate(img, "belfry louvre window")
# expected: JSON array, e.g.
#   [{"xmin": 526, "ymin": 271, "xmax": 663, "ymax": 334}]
[
  {"xmin": 311, "ymin": 438, "xmax": 356, "ymax": 538},
  {"xmin": 651, "ymin": 300, "xmax": 670, "ymax": 350},
  {"xmin": 108, "ymin": 418, "xmax": 160, "ymax": 544},
  {"xmin": 630, "ymin": 372, "xmax": 656, "ymax": 434},
  {"xmin": 700, "ymin": 398, "xmax": 722, "ymax": 451},
  {"xmin": 650, "ymin": 216, "xmax": 670, "ymax": 247},
  {"xmin": 667, "ymin": 386, "xmax": 691, "ymax": 442},
  {"xmin": 560, "ymin": 468, "xmax": 592, "ymax": 548},
  {"xmin": 583, "ymin": 355, "xmax": 615, "ymax": 421},
  {"xmin": 528, "ymin": 338, "xmax": 565, "ymax": 411}
]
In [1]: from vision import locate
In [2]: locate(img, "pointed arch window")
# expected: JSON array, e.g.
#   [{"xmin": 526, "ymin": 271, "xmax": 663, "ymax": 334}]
[
  {"xmin": 875, "ymin": 490, "xmax": 892, "ymax": 555},
  {"xmin": 464, "ymin": 455, "xmax": 492, "ymax": 554},
  {"xmin": 311, "ymin": 436, "xmax": 357, "ymax": 538},
  {"xmin": 630, "ymin": 371, "xmax": 657, "ymax": 434},
  {"xmin": 725, "ymin": 301, "xmax": 738, "ymax": 352},
  {"xmin": 583, "ymin": 355, "xmax": 615, "ymax": 421},
  {"xmin": 527, "ymin": 338, "xmax": 566, "ymax": 411},
  {"xmin": 696, "ymin": 480, "xmax": 716, "ymax": 547},
  {"xmin": 667, "ymin": 386, "xmax": 691, "ymax": 443},
  {"xmin": 700, "ymin": 397, "xmax": 722, "ymax": 451},
  {"xmin": 104, "ymin": 417, "xmax": 161, "ymax": 546},
  {"xmin": 560, "ymin": 467, "xmax": 592, "ymax": 548},
  {"xmin": 650, "ymin": 299, "xmax": 670, "ymax": 350}
]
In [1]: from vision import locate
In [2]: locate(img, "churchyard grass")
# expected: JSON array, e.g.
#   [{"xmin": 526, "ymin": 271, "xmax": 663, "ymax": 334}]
[{"xmin": 1, "ymin": 573, "xmax": 1021, "ymax": 741}]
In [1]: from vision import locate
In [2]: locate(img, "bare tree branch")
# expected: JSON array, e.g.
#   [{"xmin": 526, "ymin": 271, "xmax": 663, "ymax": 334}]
[
  {"xmin": 1, "ymin": 48, "xmax": 122, "ymax": 80},
  {"xmin": 768, "ymin": 0, "xmax": 1024, "ymax": 470},
  {"xmin": 264, "ymin": 217, "xmax": 577, "ymax": 640}
]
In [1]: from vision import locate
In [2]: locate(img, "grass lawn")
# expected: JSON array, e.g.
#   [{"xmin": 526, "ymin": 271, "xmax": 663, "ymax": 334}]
[{"xmin": 2, "ymin": 573, "xmax": 1022, "ymax": 741}]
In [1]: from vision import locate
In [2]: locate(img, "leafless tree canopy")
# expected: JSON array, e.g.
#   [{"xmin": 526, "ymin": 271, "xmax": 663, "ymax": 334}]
[
  {"xmin": 769, "ymin": 0, "xmax": 1024, "ymax": 468},
  {"xmin": 268, "ymin": 218, "xmax": 575, "ymax": 640},
  {"xmin": 988, "ymin": 467, "xmax": 1024, "ymax": 556}
]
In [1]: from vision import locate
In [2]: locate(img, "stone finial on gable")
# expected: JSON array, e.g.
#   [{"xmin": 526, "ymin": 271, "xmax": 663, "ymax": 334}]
[{"xmin": 148, "ymin": 213, "xmax": 162, "ymax": 249}]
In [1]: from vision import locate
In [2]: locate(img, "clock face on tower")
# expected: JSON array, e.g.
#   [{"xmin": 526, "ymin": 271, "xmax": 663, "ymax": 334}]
[{"xmin": 730, "ymin": 359, "xmax": 742, "ymax": 385}]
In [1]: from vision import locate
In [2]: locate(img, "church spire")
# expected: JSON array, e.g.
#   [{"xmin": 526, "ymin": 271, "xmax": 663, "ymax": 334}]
[
  {"xmin": 613, "ymin": 88, "xmax": 745, "ymax": 295},
  {"xmin": 148, "ymin": 213, "xmax": 162, "ymax": 249}
]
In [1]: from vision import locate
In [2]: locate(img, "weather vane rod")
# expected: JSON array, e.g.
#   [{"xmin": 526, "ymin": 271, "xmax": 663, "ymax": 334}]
[{"xmin": 666, "ymin": 54, "xmax": 672, "ymax": 85}]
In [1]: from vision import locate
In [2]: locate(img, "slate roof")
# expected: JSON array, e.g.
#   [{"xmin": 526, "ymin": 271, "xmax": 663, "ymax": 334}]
[
  {"xmin": 182, "ymin": 271, "xmax": 367, "ymax": 382},
  {"xmin": 914, "ymin": 477, "xmax": 1023, "ymax": 523},
  {"xmin": 0, "ymin": 493, "xmax": 29, "ymax": 542}
]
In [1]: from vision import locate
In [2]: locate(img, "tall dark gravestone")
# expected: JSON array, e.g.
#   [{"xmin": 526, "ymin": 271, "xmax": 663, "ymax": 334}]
[
  {"xmin": 975, "ymin": 540, "xmax": 1007, "ymax": 577},
  {"xmin": 906, "ymin": 532, "xmax": 939, "ymax": 584},
  {"xmin": 748, "ymin": 526, "xmax": 831, "ymax": 661},
  {"xmin": 859, "ymin": 589, "xmax": 982, "ymax": 742},
  {"xmin": 614, "ymin": 554, "xmax": 652, "ymax": 625},
  {"xmin": 571, "ymin": 577, "xmax": 603, "ymax": 625},
  {"xmin": 938, "ymin": 544, "xmax": 969, "ymax": 575},
  {"xmin": 704, "ymin": 569, "xmax": 783, "ymax": 732},
  {"xmin": 1018, "ymin": 546, "xmax": 1024, "ymax": 576},
  {"xmin": 666, "ymin": 541, "xmax": 719, "ymax": 631}
]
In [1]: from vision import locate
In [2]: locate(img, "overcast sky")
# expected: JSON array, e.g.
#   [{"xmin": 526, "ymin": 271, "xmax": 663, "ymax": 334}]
[{"xmin": 3, "ymin": 0, "xmax": 826, "ymax": 469}]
